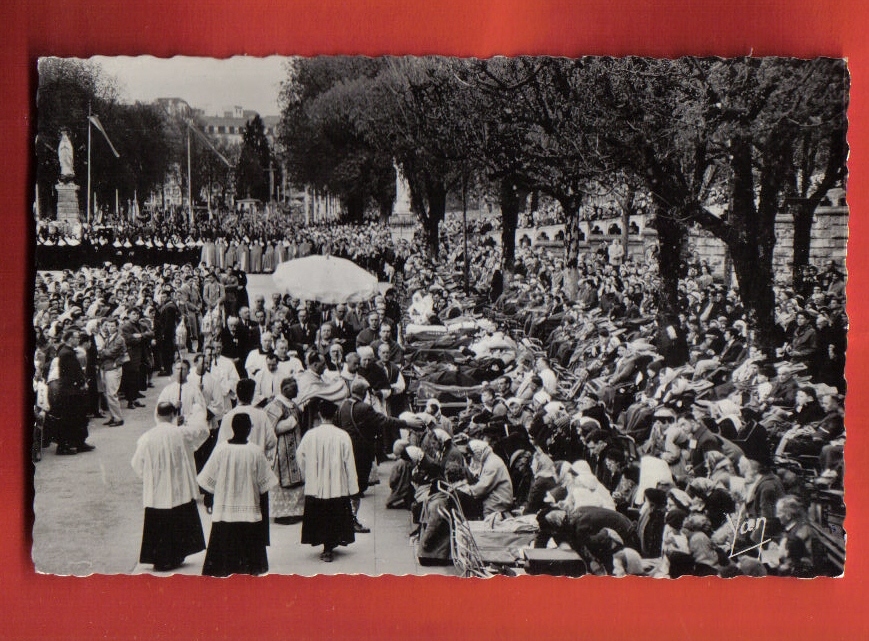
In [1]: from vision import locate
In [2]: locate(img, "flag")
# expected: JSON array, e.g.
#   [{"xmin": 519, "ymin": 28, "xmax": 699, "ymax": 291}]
[
  {"xmin": 89, "ymin": 115, "xmax": 120, "ymax": 158},
  {"xmin": 187, "ymin": 121, "xmax": 232, "ymax": 167}
]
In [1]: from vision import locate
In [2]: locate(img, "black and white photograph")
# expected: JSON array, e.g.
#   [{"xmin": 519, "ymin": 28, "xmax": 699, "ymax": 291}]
[{"xmin": 31, "ymin": 54, "xmax": 848, "ymax": 578}]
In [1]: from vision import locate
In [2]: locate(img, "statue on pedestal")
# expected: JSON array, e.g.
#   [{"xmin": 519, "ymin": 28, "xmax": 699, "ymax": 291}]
[
  {"xmin": 393, "ymin": 159, "xmax": 412, "ymax": 216},
  {"xmin": 58, "ymin": 130, "xmax": 75, "ymax": 181},
  {"xmin": 55, "ymin": 128, "xmax": 81, "ymax": 223}
]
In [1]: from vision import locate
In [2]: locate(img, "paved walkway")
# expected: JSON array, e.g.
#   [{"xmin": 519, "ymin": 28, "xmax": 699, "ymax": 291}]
[{"xmin": 32, "ymin": 377, "xmax": 453, "ymax": 578}]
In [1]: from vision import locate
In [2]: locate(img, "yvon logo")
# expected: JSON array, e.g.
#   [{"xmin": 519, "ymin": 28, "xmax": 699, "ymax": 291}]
[{"xmin": 725, "ymin": 506, "xmax": 772, "ymax": 560}]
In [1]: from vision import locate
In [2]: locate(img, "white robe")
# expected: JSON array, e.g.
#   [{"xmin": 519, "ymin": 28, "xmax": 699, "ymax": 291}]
[
  {"xmin": 209, "ymin": 356, "xmax": 240, "ymax": 416},
  {"xmin": 218, "ymin": 405, "xmax": 277, "ymax": 464},
  {"xmin": 296, "ymin": 422, "xmax": 358, "ymax": 499},
  {"xmin": 154, "ymin": 381, "xmax": 207, "ymax": 422},
  {"xmin": 254, "ymin": 367, "xmax": 283, "ymax": 405},
  {"xmin": 131, "ymin": 406, "xmax": 210, "ymax": 509},
  {"xmin": 197, "ymin": 442, "xmax": 277, "ymax": 523}
]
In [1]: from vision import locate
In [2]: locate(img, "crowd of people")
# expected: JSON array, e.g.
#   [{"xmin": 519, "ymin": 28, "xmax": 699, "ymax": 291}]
[
  {"xmin": 36, "ymin": 206, "xmax": 402, "ymax": 280},
  {"xmin": 33, "ymin": 210, "xmax": 847, "ymax": 577}
]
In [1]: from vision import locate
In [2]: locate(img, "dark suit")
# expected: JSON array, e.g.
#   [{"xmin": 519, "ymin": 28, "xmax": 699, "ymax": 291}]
[
  {"xmin": 719, "ymin": 340, "xmax": 746, "ymax": 365},
  {"xmin": 219, "ymin": 325, "xmax": 249, "ymax": 377},
  {"xmin": 329, "ymin": 318, "xmax": 353, "ymax": 343},
  {"xmin": 120, "ymin": 320, "xmax": 147, "ymax": 401},
  {"xmin": 336, "ymin": 397, "xmax": 408, "ymax": 493},
  {"xmin": 243, "ymin": 320, "xmax": 261, "ymax": 350},
  {"xmin": 50, "ymin": 345, "xmax": 89, "ymax": 448},
  {"xmin": 156, "ymin": 300, "xmax": 178, "ymax": 374},
  {"xmin": 370, "ymin": 339, "xmax": 403, "ymax": 364},
  {"xmin": 288, "ymin": 322, "xmax": 317, "ymax": 355}
]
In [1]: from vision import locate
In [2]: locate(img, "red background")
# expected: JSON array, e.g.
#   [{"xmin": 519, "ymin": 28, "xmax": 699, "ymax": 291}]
[{"xmin": 1, "ymin": 1, "xmax": 866, "ymax": 639}]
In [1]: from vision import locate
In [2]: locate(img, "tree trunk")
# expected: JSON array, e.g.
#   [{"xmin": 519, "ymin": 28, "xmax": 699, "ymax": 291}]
[
  {"xmin": 344, "ymin": 192, "xmax": 365, "ymax": 224},
  {"xmin": 499, "ymin": 178, "xmax": 524, "ymax": 274},
  {"xmin": 651, "ymin": 208, "xmax": 684, "ymax": 321},
  {"xmin": 424, "ymin": 180, "xmax": 447, "ymax": 259},
  {"xmin": 621, "ymin": 203, "xmax": 630, "ymax": 261},
  {"xmin": 727, "ymin": 135, "xmax": 781, "ymax": 352},
  {"xmin": 559, "ymin": 195, "xmax": 583, "ymax": 269},
  {"xmin": 791, "ymin": 202, "xmax": 814, "ymax": 284}
]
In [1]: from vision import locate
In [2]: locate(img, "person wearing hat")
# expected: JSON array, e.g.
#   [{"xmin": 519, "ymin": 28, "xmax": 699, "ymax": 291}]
[
  {"xmin": 131, "ymin": 401, "xmax": 210, "ymax": 572},
  {"xmin": 198, "ymin": 412, "xmax": 278, "ymax": 576}
]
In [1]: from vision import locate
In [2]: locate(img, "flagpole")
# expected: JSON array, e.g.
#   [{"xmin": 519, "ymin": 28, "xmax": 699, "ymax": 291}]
[
  {"xmin": 86, "ymin": 104, "xmax": 92, "ymax": 226},
  {"xmin": 187, "ymin": 126, "xmax": 193, "ymax": 228}
]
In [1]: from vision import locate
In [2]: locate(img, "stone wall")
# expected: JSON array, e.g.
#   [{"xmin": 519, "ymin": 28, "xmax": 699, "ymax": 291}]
[{"xmin": 514, "ymin": 205, "xmax": 849, "ymax": 284}]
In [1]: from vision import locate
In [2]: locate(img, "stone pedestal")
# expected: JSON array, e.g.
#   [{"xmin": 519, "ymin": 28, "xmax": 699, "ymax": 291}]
[{"xmin": 55, "ymin": 182, "xmax": 81, "ymax": 224}]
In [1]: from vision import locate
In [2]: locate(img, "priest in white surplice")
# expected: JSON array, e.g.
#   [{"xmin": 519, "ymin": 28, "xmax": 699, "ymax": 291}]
[{"xmin": 131, "ymin": 401, "xmax": 209, "ymax": 572}]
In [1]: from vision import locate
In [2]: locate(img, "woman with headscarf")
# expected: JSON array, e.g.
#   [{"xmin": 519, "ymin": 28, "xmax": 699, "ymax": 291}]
[
  {"xmin": 683, "ymin": 513, "xmax": 724, "ymax": 576},
  {"xmin": 454, "ymin": 440, "xmax": 513, "ymax": 517},
  {"xmin": 706, "ymin": 450, "xmax": 736, "ymax": 488},
  {"xmin": 613, "ymin": 545, "xmax": 646, "ymax": 576},
  {"xmin": 564, "ymin": 460, "xmax": 616, "ymax": 513},
  {"xmin": 198, "ymin": 413, "xmax": 278, "ymax": 576},
  {"xmin": 655, "ymin": 506, "xmax": 692, "ymax": 578},
  {"xmin": 386, "ymin": 439, "xmax": 414, "ymax": 509}
]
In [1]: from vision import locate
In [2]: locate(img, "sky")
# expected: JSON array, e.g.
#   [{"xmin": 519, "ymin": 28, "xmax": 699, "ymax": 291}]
[{"xmin": 90, "ymin": 55, "xmax": 291, "ymax": 116}]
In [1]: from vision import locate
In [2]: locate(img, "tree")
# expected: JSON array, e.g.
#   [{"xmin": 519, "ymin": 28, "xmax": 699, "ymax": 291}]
[
  {"xmin": 365, "ymin": 58, "xmax": 487, "ymax": 257},
  {"xmin": 191, "ymin": 125, "xmax": 237, "ymax": 213},
  {"xmin": 278, "ymin": 57, "xmax": 393, "ymax": 223},
  {"xmin": 782, "ymin": 60, "xmax": 849, "ymax": 281},
  {"xmin": 466, "ymin": 57, "xmax": 616, "ymax": 271},
  {"xmin": 37, "ymin": 58, "xmax": 182, "ymax": 221},
  {"xmin": 91, "ymin": 101, "xmax": 175, "ymax": 214},
  {"xmin": 236, "ymin": 114, "xmax": 272, "ymax": 201},
  {"xmin": 590, "ymin": 57, "xmax": 848, "ymax": 349}
]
